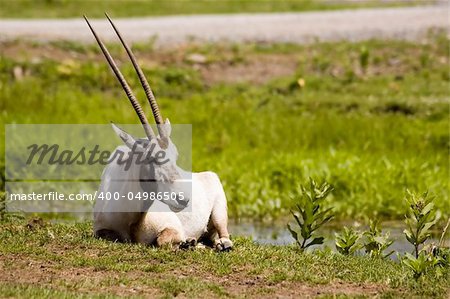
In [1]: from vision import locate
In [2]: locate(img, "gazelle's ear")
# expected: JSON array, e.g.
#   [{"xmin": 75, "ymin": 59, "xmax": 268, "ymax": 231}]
[
  {"xmin": 111, "ymin": 122, "xmax": 137, "ymax": 149},
  {"xmin": 156, "ymin": 118, "xmax": 172, "ymax": 149}
]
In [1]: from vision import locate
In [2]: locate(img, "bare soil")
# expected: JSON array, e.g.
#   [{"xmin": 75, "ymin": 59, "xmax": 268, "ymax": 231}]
[{"xmin": 0, "ymin": 253, "xmax": 392, "ymax": 298}]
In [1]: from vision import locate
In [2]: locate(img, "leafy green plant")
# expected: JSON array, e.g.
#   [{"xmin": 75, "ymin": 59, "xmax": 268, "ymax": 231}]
[
  {"xmin": 402, "ymin": 251, "xmax": 439, "ymax": 279},
  {"xmin": 362, "ymin": 220, "xmax": 394, "ymax": 259},
  {"xmin": 335, "ymin": 226, "xmax": 360, "ymax": 255},
  {"xmin": 287, "ymin": 179, "xmax": 334, "ymax": 251},
  {"xmin": 401, "ymin": 191, "xmax": 447, "ymax": 280},
  {"xmin": 404, "ymin": 191, "xmax": 440, "ymax": 258},
  {"xmin": 432, "ymin": 248, "xmax": 450, "ymax": 272}
]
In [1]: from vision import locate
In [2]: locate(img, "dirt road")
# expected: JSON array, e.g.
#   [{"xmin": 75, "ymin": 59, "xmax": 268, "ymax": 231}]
[{"xmin": 0, "ymin": 5, "xmax": 447, "ymax": 46}]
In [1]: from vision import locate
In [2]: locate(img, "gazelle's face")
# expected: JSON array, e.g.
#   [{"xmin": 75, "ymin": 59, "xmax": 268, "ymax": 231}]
[
  {"xmin": 112, "ymin": 123, "xmax": 188, "ymax": 211},
  {"xmin": 150, "ymin": 137, "xmax": 189, "ymax": 211}
]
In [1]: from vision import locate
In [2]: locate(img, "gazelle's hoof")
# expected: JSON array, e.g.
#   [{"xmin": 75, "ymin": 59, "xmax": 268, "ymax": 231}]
[
  {"xmin": 216, "ymin": 238, "xmax": 233, "ymax": 252},
  {"xmin": 179, "ymin": 237, "xmax": 197, "ymax": 250}
]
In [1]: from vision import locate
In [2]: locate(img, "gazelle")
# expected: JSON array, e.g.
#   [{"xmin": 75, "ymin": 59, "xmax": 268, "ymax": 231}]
[{"xmin": 85, "ymin": 14, "xmax": 233, "ymax": 251}]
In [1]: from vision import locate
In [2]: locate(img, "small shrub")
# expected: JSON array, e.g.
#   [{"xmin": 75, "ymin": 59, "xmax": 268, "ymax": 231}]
[
  {"xmin": 433, "ymin": 247, "xmax": 450, "ymax": 269},
  {"xmin": 402, "ymin": 251, "xmax": 439, "ymax": 280},
  {"xmin": 287, "ymin": 178, "xmax": 334, "ymax": 251},
  {"xmin": 403, "ymin": 190, "xmax": 440, "ymax": 258},
  {"xmin": 401, "ymin": 191, "xmax": 447, "ymax": 280},
  {"xmin": 335, "ymin": 226, "xmax": 360, "ymax": 256},
  {"xmin": 362, "ymin": 220, "xmax": 394, "ymax": 259}
]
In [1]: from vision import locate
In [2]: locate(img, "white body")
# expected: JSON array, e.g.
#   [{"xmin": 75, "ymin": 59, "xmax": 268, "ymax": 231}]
[
  {"xmin": 134, "ymin": 172, "xmax": 228, "ymax": 244},
  {"xmin": 94, "ymin": 145, "xmax": 231, "ymax": 249}
]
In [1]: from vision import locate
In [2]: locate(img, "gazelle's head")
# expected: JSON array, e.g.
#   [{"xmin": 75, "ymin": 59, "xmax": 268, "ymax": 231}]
[
  {"xmin": 85, "ymin": 14, "xmax": 187, "ymax": 209},
  {"xmin": 110, "ymin": 120, "xmax": 180, "ymax": 184}
]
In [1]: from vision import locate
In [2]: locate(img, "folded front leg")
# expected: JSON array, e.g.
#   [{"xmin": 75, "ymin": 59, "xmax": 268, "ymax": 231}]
[{"xmin": 156, "ymin": 227, "xmax": 184, "ymax": 248}]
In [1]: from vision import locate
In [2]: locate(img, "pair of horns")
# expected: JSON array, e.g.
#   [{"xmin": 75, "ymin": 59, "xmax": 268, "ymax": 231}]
[{"xmin": 84, "ymin": 13, "xmax": 166, "ymax": 143}]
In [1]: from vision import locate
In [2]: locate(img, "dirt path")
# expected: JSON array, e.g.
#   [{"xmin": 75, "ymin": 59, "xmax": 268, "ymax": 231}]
[
  {"xmin": 0, "ymin": 254, "xmax": 391, "ymax": 298},
  {"xmin": 0, "ymin": 5, "xmax": 447, "ymax": 47}
]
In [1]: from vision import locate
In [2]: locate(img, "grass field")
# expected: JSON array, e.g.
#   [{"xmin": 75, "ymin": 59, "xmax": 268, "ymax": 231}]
[
  {"xmin": 0, "ymin": 217, "xmax": 448, "ymax": 298},
  {"xmin": 1, "ymin": 30, "xmax": 449, "ymax": 221},
  {"xmin": 0, "ymin": 0, "xmax": 429, "ymax": 18},
  {"xmin": 0, "ymin": 6, "xmax": 449, "ymax": 296}
]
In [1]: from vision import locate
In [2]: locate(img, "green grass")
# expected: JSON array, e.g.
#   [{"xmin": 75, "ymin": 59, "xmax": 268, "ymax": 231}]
[
  {"xmin": 0, "ymin": 0, "xmax": 431, "ymax": 18},
  {"xmin": 1, "ymin": 31, "xmax": 449, "ymax": 221},
  {"xmin": 0, "ymin": 218, "xmax": 448, "ymax": 297},
  {"xmin": 0, "ymin": 283, "xmax": 120, "ymax": 299}
]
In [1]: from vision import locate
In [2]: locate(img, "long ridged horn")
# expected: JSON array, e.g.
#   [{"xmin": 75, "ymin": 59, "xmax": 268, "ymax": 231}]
[
  {"xmin": 104, "ymin": 13, "xmax": 166, "ymax": 139},
  {"xmin": 84, "ymin": 15, "xmax": 155, "ymax": 140}
]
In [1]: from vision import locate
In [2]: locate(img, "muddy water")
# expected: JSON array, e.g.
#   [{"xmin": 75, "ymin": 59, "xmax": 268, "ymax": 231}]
[{"xmin": 229, "ymin": 221, "xmax": 444, "ymax": 259}]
